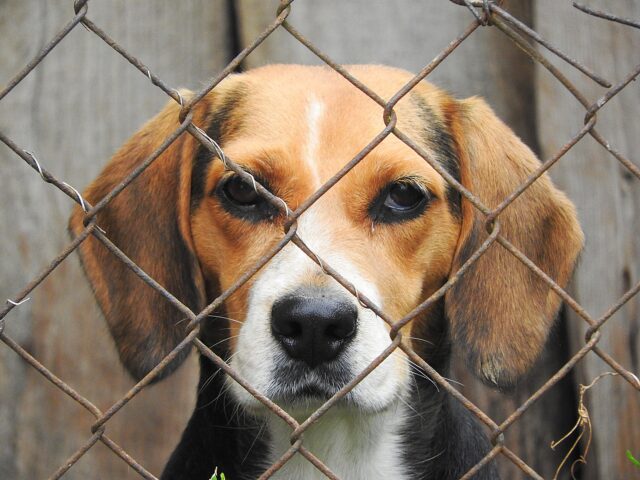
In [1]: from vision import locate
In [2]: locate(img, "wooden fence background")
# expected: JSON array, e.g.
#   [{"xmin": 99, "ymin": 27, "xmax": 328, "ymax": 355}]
[{"xmin": 0, "ymin": 1, "xmax": 638, "ymax": 478}]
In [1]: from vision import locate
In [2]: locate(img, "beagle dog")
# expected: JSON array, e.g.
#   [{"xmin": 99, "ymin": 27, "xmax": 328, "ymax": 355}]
[{"xmin": 69, "ymin": 65, "xmax": 583, "ymax": 480}]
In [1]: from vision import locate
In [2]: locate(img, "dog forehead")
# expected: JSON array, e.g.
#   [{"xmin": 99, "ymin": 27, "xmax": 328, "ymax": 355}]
[
  {"xmin": 235, "ymin": 64, "xmax": 445, "ymax": 127},
  {"xmin": 215, "ymin": 65, "xmax": 450, "ymax": 189},
  {"xmin": 238, "ymin": 66, "xmax": 386, "ymax": 140}
]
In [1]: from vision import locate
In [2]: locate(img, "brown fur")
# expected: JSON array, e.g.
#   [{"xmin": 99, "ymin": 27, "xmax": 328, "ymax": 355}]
[
  {"xmin": 69, "ymin": 65, "xmax": 583, "ymax": 388},
  {"xmin": 444, "ymin": 97, "xmax": 584, "ymax": 387}
]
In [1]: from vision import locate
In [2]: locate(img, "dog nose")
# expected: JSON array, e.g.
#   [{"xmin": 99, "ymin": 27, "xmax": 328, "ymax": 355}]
[{"xmin": 271, "ymin": 293, "xmax": 357, "ymax": 368}]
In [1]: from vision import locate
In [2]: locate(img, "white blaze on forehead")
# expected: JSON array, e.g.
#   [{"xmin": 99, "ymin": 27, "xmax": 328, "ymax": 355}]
[{"xmin": 304, "ymin": 97, "xmax": 324, "ymax": 186}]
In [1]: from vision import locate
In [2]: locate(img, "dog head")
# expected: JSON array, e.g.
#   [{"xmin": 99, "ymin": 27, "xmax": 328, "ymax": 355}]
[{"xmin": 69, "ymin": 65, "xmax": 583, "ymax": 414}]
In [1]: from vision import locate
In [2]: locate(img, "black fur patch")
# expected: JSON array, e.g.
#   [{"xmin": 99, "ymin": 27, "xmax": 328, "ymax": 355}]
[
  {"xmin": 190, "ymin": 85, "xmax": 247, "ymax": 210},
  {"xmin": 411, "ymin": 94, "xmax": 461, "ymax": 218},
  {"xmin": 161, "ymin": 319, "xmax": 270, "ymax": 480},
  {"xmin": 402, "ymin": 301, "xmax": 499, "ymax": 479}
]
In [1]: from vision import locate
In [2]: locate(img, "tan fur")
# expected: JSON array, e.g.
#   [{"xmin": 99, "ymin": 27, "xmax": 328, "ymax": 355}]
[{"xmin": 69, "ymin": 65, "xmax": 582, "ymax": 388}]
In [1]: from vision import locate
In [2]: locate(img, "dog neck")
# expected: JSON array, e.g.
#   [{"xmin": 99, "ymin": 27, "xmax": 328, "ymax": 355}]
[{"xmin": 264, "ymin": 402, "xmax": 410, "ymax": 479}]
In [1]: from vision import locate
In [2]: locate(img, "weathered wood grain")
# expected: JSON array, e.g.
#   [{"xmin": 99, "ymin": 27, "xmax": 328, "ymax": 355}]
[
  {"xmin": 0, "ymin": 1, "xmax": 231, "ymax": 478},
  {"xmin": 536, "ymin": 1, "xmax": 640, "ymax": 478}
]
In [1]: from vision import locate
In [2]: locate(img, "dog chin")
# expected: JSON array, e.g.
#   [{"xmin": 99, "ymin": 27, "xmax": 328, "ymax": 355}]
[
  {"xmin": 269, "ymin": 383, "xmax": 342, "ymax": 415},
  {"xmin": 235, "ymin": 382, "xmax": 401, "ymax": 420},
  {"xmin": 227, "ymin": 373, "xmax": 399, "ymax": 419}
]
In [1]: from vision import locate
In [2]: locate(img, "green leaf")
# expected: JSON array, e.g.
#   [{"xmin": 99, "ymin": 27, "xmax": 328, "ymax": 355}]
[{"xmin": 627, "ymin": 450, "xmax": 640, "ymax": 468}]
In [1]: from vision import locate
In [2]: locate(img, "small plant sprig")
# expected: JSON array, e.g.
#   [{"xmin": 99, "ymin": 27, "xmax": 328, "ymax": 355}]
[
  {"xmin": 209, "ymin": 466, "xmax": 226, "ymax": 480},
  {"xmin": 627, "ymin": 450, "xmax": 640, "ymax": 469},
  {"xmin": 550, "ymin": 372, "xmax": 618, "ymax": 480}
]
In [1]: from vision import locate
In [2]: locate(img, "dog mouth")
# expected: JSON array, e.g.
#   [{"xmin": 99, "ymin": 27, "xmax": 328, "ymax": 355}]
[
  {"xmin": 229, "ymin": 346, "xmax": 407, "ymax": 416},
  {"xmin": 266, "ymin": 360, "xmax": 354, "ymax": 409},
  {"xmin": 273, "ymin": 383, "xmax": 336, "ymax": 403}
]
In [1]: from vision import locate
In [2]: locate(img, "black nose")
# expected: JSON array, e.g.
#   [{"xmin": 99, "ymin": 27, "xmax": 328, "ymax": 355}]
[{"xmin": 271, "ymin": 292, "xmax": 358, "ymax": 368}]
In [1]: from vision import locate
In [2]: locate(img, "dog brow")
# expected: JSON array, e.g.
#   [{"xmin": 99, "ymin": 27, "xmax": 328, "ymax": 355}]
[
  {"xmin": 190, "ymin": 84, "xmax": 247, "ymax": 210},
  {"xmin": 410, "ymin": 93, "xmax": 461, "ymax": 218}
]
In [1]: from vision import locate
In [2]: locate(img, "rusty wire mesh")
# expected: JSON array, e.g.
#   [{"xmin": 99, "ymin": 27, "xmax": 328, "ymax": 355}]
[{"xmin": 1, "ymin": 0, "xmax": 639, "ymax": 478}]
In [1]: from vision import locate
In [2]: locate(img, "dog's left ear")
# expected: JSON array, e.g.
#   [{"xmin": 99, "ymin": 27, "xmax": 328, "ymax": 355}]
[
  {"xmin": 443, "ymin": 97, "xmax": 583, "ymax": 389},
  {"xmin": 69, "ymin": 92, "xmax": 209, "ymax": 381}
]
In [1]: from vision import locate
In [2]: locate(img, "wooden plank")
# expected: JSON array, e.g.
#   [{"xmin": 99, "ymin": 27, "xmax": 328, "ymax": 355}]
[
  {"xmin": 535, "ymin": 1, "xmax": 640, "ymax": 478},
  {"xmin": 0, "ymin": 1, "xmax": 231, "ymax": 477}
]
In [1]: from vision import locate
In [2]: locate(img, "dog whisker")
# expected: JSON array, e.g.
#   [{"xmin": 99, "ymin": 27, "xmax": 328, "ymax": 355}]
[
  {"xmin": 396, "ymin": 354, "xmax": 439, "ymax": 392},
  {"xmin": 441, "ymin": 376, "xmax": 464, "ymax": 387},
  {"xmin": 414, "ymin": 448, "xmax": 446, "ymax": 465},
  {"xmin": 240, "ymin": 417, "xmax": 268, "ymax": 465},
  {"xmin": 207, "ymin": 313, "xmax": 244, "ymax": 325},
  {"xmin": 197, "ymin": 351, "xmax": 240, "ymax": 401},
  {"xmin": 207, "ymin": 334, "xmax": 240, "ymax": 351},
  {"xmin": 394, "ymin": 390, "xmax": 421, "ymax": 418},
  {"xmin": 404, "ymin": 335, "xmax": 435, "ymax": 346}
]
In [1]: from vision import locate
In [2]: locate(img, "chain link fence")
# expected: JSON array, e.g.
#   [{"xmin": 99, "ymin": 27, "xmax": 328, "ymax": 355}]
[{"xmin": 1, "ymin": 0, "xmax": 639, "ymax": 478}]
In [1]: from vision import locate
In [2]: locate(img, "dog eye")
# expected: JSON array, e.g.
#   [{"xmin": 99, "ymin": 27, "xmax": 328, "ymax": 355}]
[
  {"xmin": 216, "ymin": 173, "xmax": 279, "ymax": 222},
  {"xmin": 369, "ymin": 180, "xmax": 430, "ymax": 224},
  {"xmin": 384, "ymin": 183, "xmax": 425, "ymax": 211},
  {"xmin": 222, "ymin": 175, "xmax": 259, "ymax": 206}
]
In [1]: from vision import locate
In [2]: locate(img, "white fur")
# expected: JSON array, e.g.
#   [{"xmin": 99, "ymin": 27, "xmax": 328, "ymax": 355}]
[
  {"xmin": 267, "ymin": 403, "xmax": 410, "ymax": 479},
  {"xmin": 303, "ymin": 98, "xmax": 324, "ymax": 186}
]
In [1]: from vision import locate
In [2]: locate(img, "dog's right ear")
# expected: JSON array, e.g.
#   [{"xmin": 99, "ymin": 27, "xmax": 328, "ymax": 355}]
[
  {"xmin": 69, "ymin": 91, "xmax": 216, "ymax": 382},
  {"xmin": 442, "ymin": 97, "xmax": 583, "ymax": 390}
]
